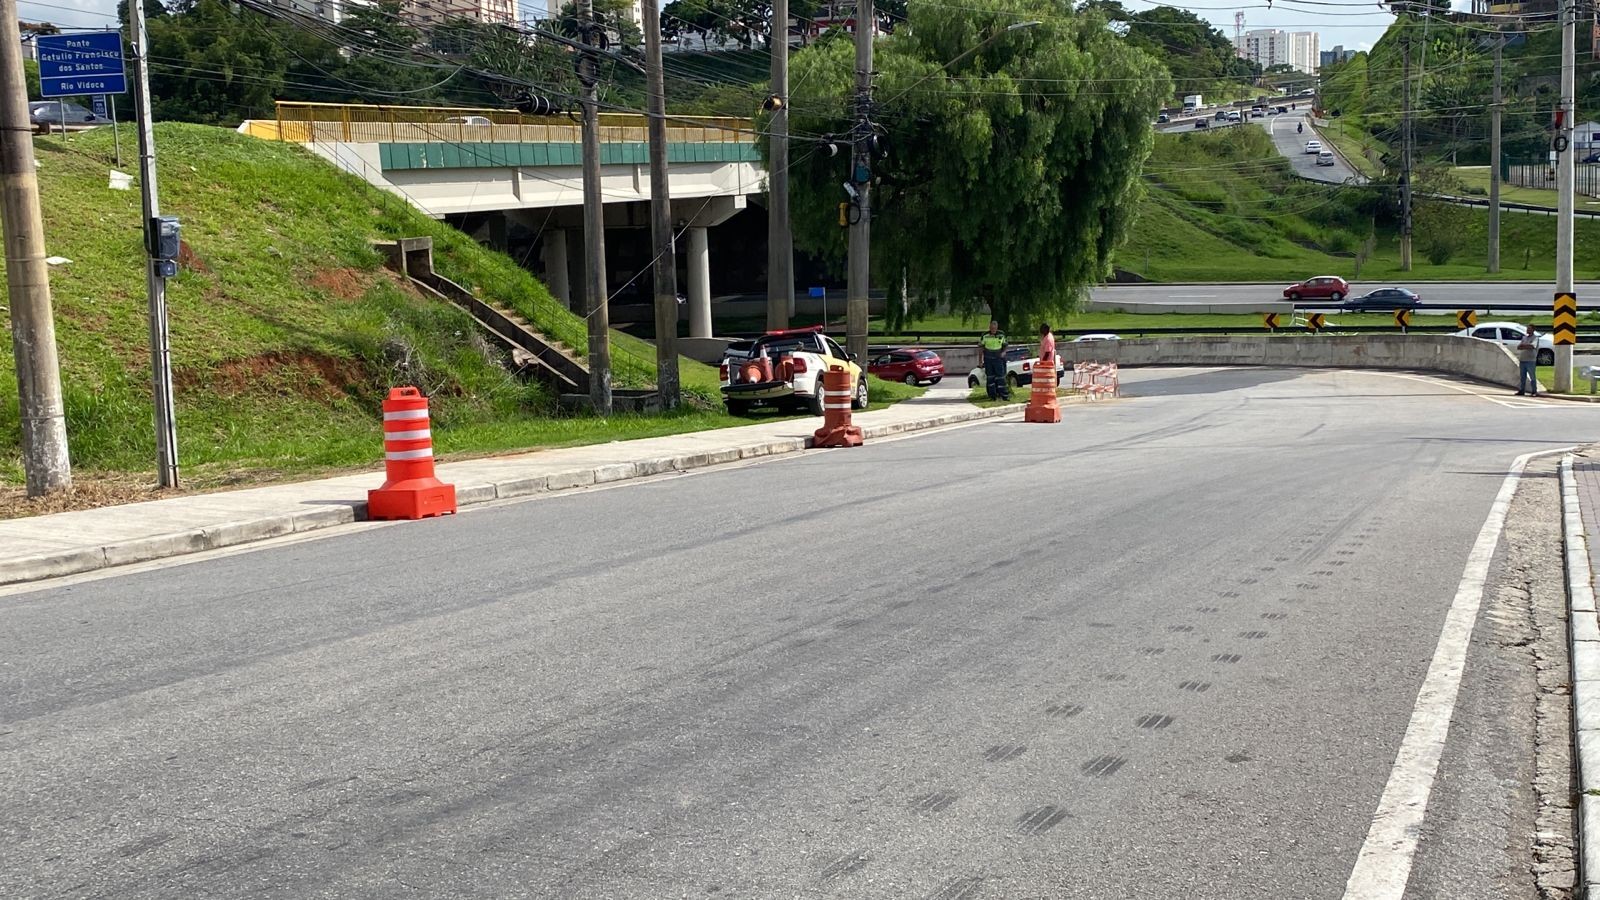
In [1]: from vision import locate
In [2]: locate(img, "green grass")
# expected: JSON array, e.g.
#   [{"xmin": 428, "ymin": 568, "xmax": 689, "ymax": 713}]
[
  {"xmin": 0, "ymin": 124, "xmax": 918, "ymax": 491},
  {"xmin": 1116, "ymin": 127, "xmax": 1600, "ymax": 283},
  {"xmin": 1314, "ymin": 119, "xmax": 1385, "ymax": 180},
  {"xmin": 1448, "ymin": 167, "xmax": 1567, "ymax": 209}
]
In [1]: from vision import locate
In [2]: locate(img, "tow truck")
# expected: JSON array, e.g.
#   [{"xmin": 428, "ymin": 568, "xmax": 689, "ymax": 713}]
[{"xmin": 720, "ymin": 326, "xmax": 868, "ymax": 416}]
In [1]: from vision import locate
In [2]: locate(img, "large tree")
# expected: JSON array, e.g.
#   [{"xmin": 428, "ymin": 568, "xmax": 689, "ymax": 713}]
[{"xmin": 778, "ymin": 0, "xmax": 1169, "ymax": 329}]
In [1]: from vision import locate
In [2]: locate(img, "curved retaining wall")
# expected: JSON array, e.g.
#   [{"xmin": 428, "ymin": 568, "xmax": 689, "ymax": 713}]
[{"xmin": 1060, "ymin": 334, "xmax": 1520, "ymax": 388}]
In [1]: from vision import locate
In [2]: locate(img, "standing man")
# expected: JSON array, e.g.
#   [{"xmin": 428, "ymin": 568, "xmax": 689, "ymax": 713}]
[
  {"xmin": 980, "ymin": 320, "xmax": 1010, "ymax": 401},
  {"xmin": 1516, "ymin": 328, "xmax": 1540, "ymax": 396}
]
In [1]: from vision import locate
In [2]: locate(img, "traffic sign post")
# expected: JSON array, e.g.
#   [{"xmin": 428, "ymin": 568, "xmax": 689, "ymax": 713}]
[
  {"xmin": 1457, "ymin": 309, "xmax": 1478, "ymax": 330},
  {"xmin": 1305, "ymin": 313, "xmax": 1326, "ymax": 332},
  {"xmin": 1263, "ymin": 312, "xmax": 1279, "ymax": 331},
  {"xmin": 1554, "ymin": 292, "xmax": 1578, "ymax": 346},
  {"xmin": 35, "ymin": 31, "xmax": 126, "ymax": 98},
  {"xmin": 1394, "ymin": 308, "xmax": 1411, "ymax": 332}
]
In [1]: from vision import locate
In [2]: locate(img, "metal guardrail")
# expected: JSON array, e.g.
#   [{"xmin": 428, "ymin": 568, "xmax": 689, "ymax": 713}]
[{"xmin": 836, "ymin": 326, "xmax": 1600, "ymax": 343}]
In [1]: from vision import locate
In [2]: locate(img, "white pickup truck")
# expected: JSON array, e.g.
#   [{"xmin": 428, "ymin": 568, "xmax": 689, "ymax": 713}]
[{"xmin": 720, "ymin": 327, "xmax": 868, "ymax": 416}]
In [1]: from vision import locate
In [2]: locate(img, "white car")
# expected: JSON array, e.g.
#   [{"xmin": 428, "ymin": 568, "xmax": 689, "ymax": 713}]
[
  {"xmin": 1304, "ymin": 140, "xmax": 1323, "ymax": 154},
  {"xmin": 968, "ymin": 345, "xmax": 1065, "ymax": 390},
  {"xmin": 1072, "ymin": 333, "xmax": 1121, "ymax": 342},
  {"xmin": 1226, "ymin": 110, "xmax": 1241, "ymax": 122},
  {"xmin": 1455, "ymin": 321, "xmax": 1555, "ymax": 366},
  {"xmin": 1316, "ymin": 150, "xmax": 1336, "ymax": 167},
  {"xmin": 444, "ymin": 115, "xmax": 493, "ymax": 127}
]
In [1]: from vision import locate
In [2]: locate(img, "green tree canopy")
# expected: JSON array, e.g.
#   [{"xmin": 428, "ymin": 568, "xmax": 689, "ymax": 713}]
[{"xmin": 777, "ymin": 0, "xmax": 1169, "ymax": 329}]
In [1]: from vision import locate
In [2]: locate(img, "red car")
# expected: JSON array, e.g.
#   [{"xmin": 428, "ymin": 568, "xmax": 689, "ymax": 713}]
[
  {"xmin": 1283, "ymin": 275, "xmax": 1351, "ymax": 303},
  {"xmin": 868, "ymin": 348, "xmax": 945, "ymax": 386}
]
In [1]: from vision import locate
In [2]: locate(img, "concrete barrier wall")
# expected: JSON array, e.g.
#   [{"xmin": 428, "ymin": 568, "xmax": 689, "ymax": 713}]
[{"xmin": 1057, "ymin": 334, "xmax": 1520, "ymax": 388}]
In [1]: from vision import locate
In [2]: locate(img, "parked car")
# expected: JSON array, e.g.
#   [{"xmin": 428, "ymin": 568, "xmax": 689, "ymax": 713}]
[
  {"xmin": 29, "ymin": 101, "xmax": 101, "ymax": 134},
  {"xmin": 869, "ymin": 348, "xmax": 944, "ymax": 385},
  {"xmin": 1454, "ymin": 321, "xmax": 1555, "ymax": 366},
  {"xmin": 1304, "ymin": 140, "xmax": 1323, "ymax": 154},
  {"xmin": 1342, "ymin": 287, "xmax": 1420, "ymax": 311},
  {"xmin": 1072, "ymin": 333, "xmax": 1121, "ymax": 342},
  {"xmin": 967, "ymin": 346, "xmax": 1063, "ymax": 391},
  {"xmin": 720, "ymin": 326, "xmax": 865, "ymax": 415},
  {"xmin": 1282, "ymin": 275, "xmax": 1350, "ymax": 303},
  {"xmin": 1585, "ymin": 151, "xmax": 1600, "ymax": 164},
  {"xmin": 1316, "ymin": 150, "xmax": 1336, "ymax": 167}
]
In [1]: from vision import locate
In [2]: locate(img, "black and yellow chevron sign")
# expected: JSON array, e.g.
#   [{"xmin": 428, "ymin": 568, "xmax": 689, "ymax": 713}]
[
  {"xmin": 1263, "ymin": 312, "xmax": 1279, "ymax": 330},
  {"xmin": 1457, "ymin": 309, "xmax": 1478, "ymax": 329},
  {"xmin": 1306, "ymin": 313, "xmax": 1326, "ymax": 331},
  {"xmin": 1394, "ymin": 309, "xmax": 1411, "ymax": 328},
  {"xmin": 1555, "ymin": 292, "xmax": 1579, "ymax": 346}
]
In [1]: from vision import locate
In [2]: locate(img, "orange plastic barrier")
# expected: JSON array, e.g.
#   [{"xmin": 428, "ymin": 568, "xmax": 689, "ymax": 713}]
[
  {"xmin": 1073, "ymin": 362, "xmax": 1121, "ymax": 400},
  {"xmin": 812, "ymin": 366, "xmax": 864, "ymax": 448},
  {"xmin": 368, "ymin": 387, "xmax": 457, "ymax": 520},
  {"xmin": 1025, "ymin": 356, "xmax": 1062, "ymax": 423}
]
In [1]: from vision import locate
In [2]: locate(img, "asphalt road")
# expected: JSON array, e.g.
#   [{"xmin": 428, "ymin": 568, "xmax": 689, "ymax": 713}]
[
  {"xmin": 1091, "ymin": 281, "xmax": 1600, "ymax": 316},
  {"xmin": 1263, "ymin": 111, "xmax": 1361, "ymax": 185},
  {"xmin": 2, "ymin": 368, "xmax": 1595, "ymax": 898}
]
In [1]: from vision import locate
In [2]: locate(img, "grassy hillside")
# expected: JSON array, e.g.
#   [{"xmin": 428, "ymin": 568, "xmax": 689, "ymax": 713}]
[
  {"xmin": 1118, "ymin": 127, "xmax": 1600, "ymax": 282},
  {"xmin": 0, "ymin": 124, "xmax": 910, "ymax": 494}
]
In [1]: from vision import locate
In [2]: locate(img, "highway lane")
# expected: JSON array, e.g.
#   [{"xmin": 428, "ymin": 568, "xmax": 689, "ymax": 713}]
[
  {"xmin": 2, "ymin": 368, "xmax": 1595, "ymax": 898},
  {"xmin": 1091, "ymin": 280, "xmax": 1600, "ymax": 315}
]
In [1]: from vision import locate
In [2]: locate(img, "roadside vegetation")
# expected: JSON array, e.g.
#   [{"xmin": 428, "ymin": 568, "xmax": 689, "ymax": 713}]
[{"xmin": 0, "ymin": 124, "xmax": 916, "ymax": 501}]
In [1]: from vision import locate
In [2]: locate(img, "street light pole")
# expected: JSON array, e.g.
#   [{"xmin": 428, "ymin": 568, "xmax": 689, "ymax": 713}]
[{"xmin": 845, "ymin": 0, "xmax": 873, "ymax": 366}]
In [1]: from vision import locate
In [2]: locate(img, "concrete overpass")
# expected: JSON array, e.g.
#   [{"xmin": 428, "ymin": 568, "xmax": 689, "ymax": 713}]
[{"xmin": 242, "ymin": 103, "xmax": 764, "ymax": 336}]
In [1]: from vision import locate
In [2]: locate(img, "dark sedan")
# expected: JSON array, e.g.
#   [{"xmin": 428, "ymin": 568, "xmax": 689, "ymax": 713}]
[
  {"xmin": 29, "ymin": 101, "xmax": 103, "ymax": 134},
  {"xmin": 1341, "ymin": 287, "xmax": 1420, "ymax": 311}
]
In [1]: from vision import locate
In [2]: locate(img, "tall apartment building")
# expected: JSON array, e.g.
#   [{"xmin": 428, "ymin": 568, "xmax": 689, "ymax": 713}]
[
  {"xmin": 1236, "ymin": 28, "xmax": 1321, "ymax": 74},
  {"xmin": 406, "ymin": 0, "xmax": 515, "ymax": 27},
  {"xmin": 545, "ymin": 0, "xmax": 644, "ymax": 36},
  {"xmin": 1321, "ymin": 45, "xmax": 1356, "ymax": 67}
]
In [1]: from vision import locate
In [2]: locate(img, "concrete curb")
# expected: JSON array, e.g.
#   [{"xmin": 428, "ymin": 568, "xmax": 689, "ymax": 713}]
[
  {"xmin": 0, "ymin": 403, "xmax": 1021, "ymax": 588},
  {"xmin": 1559, "ymin": 454, "xmax": 1600, "ymax": 896}
]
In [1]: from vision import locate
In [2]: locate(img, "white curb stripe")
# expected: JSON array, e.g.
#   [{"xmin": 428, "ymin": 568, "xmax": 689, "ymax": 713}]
[
  {"xmin": 384, "ymin": 429, "xmax": 431, "ymax": 441},
  {"xmin": 1560, "ymin": 454, "xmax": 1600, "ymax": 895},
  {"xmin": 1342, "ymin": 447, "xmax": 1569, "ymax": 900},
  {"xmin": 385, "ymin": 448, "xmax": 434, "ymax": 461}
]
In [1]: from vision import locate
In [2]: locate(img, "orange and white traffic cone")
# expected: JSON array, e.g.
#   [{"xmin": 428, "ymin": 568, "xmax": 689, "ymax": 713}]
[
  {"xmin": 367, "ymin": 387, "xmax": 457, "ymax": 520},
  {"xmin": 812, "ymin": 366, "xmax": 864, "ymax": 448},
  {"xmin": 1024, "ymin": 357, "xmax": 1062, "ymax": 423}
]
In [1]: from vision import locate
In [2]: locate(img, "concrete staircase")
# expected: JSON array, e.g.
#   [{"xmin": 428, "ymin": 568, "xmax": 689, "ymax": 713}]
[{"xmin": 378, "ymin": 236, "xmax": 590, "ymax": 395}]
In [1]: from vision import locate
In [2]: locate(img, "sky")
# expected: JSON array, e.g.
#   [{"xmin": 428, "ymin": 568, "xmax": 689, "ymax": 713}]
[{"xmin": 19, "ymin": 0, "xmax": 1403, "ymax": 56}]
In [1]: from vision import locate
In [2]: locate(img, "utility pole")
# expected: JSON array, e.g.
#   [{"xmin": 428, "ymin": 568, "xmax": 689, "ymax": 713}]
[
  {"xmin": 642, "ymin": 0, "xmax": 679, "ymax": 409},
  {"xmin": 0, "ymin": 0, "xmax": 69, "ymax": 497},
  {"xmin": 1489, "ymin": 33, "xmax": 1502, "ymax": 274},
  {"xmin": 1400, "ymin": 11, "xmax": 1413, "ymax": 272},
  {"xmin": 131, "ymin": 0, "xmax": 178, "ymax": 486},
  {"xmin": 767, "ymin": 0, "xmax": 793, "ymax": 329},
  {"xmin": 845, "ymin": 0, "xmax": 873, "ymax": 367},
  {"xmin": 1557, "ymin": 0, "xmax": 1576, "ymax": 392},
  {"xmin": 579, "ymin": 0, "xmax": 612, "ymax": 414}
]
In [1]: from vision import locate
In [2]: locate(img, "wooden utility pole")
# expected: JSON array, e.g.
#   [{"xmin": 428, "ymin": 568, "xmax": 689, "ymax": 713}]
[
  {"xmin": 642, "ymin": 0, "xmax": 679, "ymax": 408},
  {"xmin": 1489, "ymin": 34, "xmax": 1502, "ymax": 274},
  {"xmin": 579, "ymin": 0, "xmax": 612, "ymax": 414},
  {"xmin": 0, "ymin": 0, "xmax": 69, "ymax": 496},
  {"xmin": 845, "ymin": 0, "xmax": 873, "ymax": 366},
  {"xmin": 766, "ymin": 0, "xmax": 793, "ymax": 329}
]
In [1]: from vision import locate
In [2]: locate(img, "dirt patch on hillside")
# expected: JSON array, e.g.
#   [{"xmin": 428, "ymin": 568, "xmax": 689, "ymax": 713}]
[
  {"xmin": 310, "ymin": 267, "xmax": 373, "ymax": 301},
  {"xmin": 175, "ymin": 350, "xmax": 369, "ymax": 402}
]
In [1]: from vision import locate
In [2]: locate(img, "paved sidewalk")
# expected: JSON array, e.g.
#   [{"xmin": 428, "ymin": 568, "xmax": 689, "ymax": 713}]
[
  {"xmin": 1563, "ymin": 451, "xmax": 1600, "ymax": 896},
  {"xmin": 0, "ymin": 391, "xmax": 1027, "ymax": 586}
]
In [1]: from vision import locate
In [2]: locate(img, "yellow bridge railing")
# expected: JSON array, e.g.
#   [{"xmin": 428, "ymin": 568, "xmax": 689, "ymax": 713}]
[{"xmin": 244, "ymin": 101, "xmax": 756, "ymax": 146}]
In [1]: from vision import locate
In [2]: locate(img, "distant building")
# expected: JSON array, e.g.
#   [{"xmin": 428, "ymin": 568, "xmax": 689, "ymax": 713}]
[
  {"xmin": 405, "ymin": 0, "xmax": 515, "ymax": 27},
  {"xmin": 1236, "ymin": 29, "xmax": 1320, "ymax": 74},
  {"xmin": 1321, "ymin": 45, "xmax": 1356, "ymax": 67},
  {"xmin": 1470, "ymin": 0, "xmax": 1558, "ymax": 15},
  {"xmin": 269, "ymin": 0, "xmax": 370, "ymax": 24},
  {"xmin": 1574, "ymin": 120, "xmax": 1600, "ymax": 154}
]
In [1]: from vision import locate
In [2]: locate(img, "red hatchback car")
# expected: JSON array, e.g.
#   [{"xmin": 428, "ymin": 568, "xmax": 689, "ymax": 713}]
[
  {"xmin": 869, "ymin": 348, "xmax": 945, "ymax": 386},
  {"xmin": 1283, "ymin": 275, "xmax": 1351, "ymax": 303}
]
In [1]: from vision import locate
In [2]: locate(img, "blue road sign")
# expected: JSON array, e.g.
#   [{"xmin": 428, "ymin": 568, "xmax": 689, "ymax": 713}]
[
  {"xmin": 809, "ymin": 286, "xmax": 826, "ymax": 298},
  {"xmin": 37, "ymin": 32, "xmax": 126, "ymax": 97},
  {"xmin": 91, "ymin": 95, "xmax": 107, "ymax": 118}
]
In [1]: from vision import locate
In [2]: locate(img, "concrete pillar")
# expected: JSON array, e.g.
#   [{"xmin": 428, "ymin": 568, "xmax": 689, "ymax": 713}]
[
  {"xmin": 487, "ymin": 213, "xmax": 509, "ymax": 252},
  {"xmin": 542, "ymin": 229, "xmax": 571, "ymax": 308},
  {"xmin": 687, "ymin": 226, "xmax": 711, "ymax": 338}
]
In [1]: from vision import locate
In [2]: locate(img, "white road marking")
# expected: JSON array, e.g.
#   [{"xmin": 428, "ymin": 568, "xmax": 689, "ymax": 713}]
[
  {"xmin": 1347, "ymin": 370, "xmax": 1577, "ymax": 410},
  {"xmin": 1168, "ymin": 294, "xmax": 1218, "ymax": 299},
  {"xmin": 1341, "ymin": 446, "xmax": 1570, "ymax": 899}
]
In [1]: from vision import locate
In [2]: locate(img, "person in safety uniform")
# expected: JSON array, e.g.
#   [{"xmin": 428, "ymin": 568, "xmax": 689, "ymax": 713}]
[{"xmin": 980, "ymin": 320, "xmax": 1010, "ymax": 401}]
